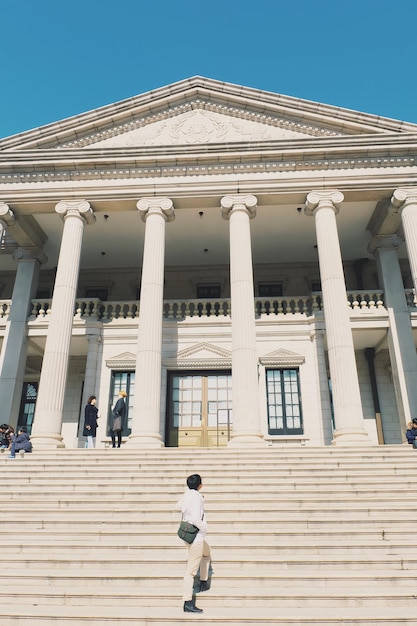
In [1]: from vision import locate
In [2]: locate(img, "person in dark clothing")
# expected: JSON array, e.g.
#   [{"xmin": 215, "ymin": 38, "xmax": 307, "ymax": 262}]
[
  {"xmin": 0, "ymin": 423, "xmax": 15, "ymax": 450},
  {"xmin": 110, "ymin": 391, "xmax": 127, "ymax": 448},
  {"xmin": 406, "ymin": 419, "xmax": 417, "ymax": 448},
  {"xmin": 83, "ymin": 395, "xmax": 99, "ymax": 448},
  {"xmin": 7, "ymin": 427, "xmax": 32, "ymax": 459},
  {"xmin": 0, "ymin": 424, "xmax": 10, "ymax": 449}
]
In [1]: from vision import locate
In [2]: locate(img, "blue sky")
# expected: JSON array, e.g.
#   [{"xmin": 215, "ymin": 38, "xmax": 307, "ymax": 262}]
[{"xmin": 1, "ymin": 0, "xmax": 416, "ymax": 139}]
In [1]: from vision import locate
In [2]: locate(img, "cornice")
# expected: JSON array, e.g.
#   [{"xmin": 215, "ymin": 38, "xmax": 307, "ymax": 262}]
[{"xmin": 0, "ymin": 134, "xmax": 416, "ymax": 185}]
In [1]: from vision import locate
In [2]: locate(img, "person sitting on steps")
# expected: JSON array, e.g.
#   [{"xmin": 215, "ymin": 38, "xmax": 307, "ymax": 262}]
[
  {"xmin": 7, "ymin": 427, "xmax": 32, "ymax": 459},
  {"xmin": 406, "ymin": 418, "xmax": 417, "ymax": 448}
]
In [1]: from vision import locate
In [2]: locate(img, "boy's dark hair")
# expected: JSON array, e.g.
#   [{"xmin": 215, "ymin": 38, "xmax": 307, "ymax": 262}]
[
  {"xmin": 186, "ymin": 474, "xmax": 202, "ymax": 490},
  {"xmin": 19, "ymin": 426, "xmax": 27, "ymax": 433}
]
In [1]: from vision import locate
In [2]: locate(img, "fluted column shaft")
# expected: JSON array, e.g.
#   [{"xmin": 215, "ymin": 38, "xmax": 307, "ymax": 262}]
[
  {"xmin": 305, "ymin": 191, "xmax": 369, "ymax": 445},
  {"xmin": 31, "ymin": 201, "xmax": 95, "ymax": 448},
  {"xmin": 221, "ymin": 195, "xmax": 263, "ymax": 446},
  {"xmin": 391, "ymin": 189, "xmax": 417, "ymax": 294},
  {"xmin": 128, "ymin": 198, "xmax": 174, "ymax": 448},
  {"xmin": 0, "ymin": 247, "xmax": 40, "ymax": 427},
  {"xmin": 370, "ymin": 234, "xmax": 417, "ymax": 425},
  {"xmin": 79, "ymin": 334, "xmax": 102, "ymax": 439}
]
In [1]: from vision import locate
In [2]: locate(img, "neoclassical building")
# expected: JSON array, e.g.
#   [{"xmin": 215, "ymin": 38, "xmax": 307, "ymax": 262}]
[{"xmin": 0, "ymin": 77, "xmax": 417, "ymax": 449}]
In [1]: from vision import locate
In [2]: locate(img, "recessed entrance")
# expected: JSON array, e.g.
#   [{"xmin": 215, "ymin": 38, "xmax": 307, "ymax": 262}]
[{"xmin": 166, "ymin": 371, "xmax": 232, "ymax": 447}]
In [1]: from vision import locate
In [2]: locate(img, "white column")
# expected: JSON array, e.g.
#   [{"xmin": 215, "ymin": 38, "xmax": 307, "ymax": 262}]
[
  {"xmin": 221, "ymin": 194, "xmax": 264, "ymax": 446},
  {"xmin": 391, "ymin": 188, "xmax": 417, "ymax": 293},
  {"xmin": 369, "ymin": 234, "xmax": 417, "ymax": 425},
  {"xmin": 0, "ymin": 247, "xmax": 40, "ymax": 427},
  {"xmin": 31, "ymin": 201, "xmax": 95, "ymax": 448},
  {"xmin": 128, "ymin": 197, "xmax": 174, "ymax": 448},
  {"xmin": 78, "ymin": 333, "xmax": 102, "ymax": 441},
  {"xmin": 305, "ymin": 191, "xmax": 370, "ymax": 445}
]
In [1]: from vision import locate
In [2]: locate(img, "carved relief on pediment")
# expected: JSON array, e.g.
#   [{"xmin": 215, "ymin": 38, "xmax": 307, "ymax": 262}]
[{"xmin": 86, "ymin": 108, "xmax": 315, "ymax": 148}]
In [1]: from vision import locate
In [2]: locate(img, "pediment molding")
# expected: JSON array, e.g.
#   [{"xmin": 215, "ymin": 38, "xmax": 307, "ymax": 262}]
[
  {"xmin": 163, "ymin": 342, "xmax": 232, "ymax": 369},
  {"xmin": 260, "ymin": 348, "xmax": 305, "ymax": 366},
  {"xmin": 106, "ymin": 351, "xmax": 136, "ymax": 370},
  {"xmin": 2, "ymin": 76, "xmax": 415, "ymax": 153},
  {"xmin": 60, "ymin": 100, "xmax": 340, "ymax": 150}
]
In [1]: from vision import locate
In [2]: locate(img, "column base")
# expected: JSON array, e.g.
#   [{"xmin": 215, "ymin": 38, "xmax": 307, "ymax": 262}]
[
  {"xmin": 125, "ymin": 433, "xmax": 164, "ymax": 449},
  {"xmin": 29, "ymin": 433, "xmax": 65, "ymax": 449},
  {"xmin": 227, "ymin": 432, "xmax": 266, "ymax": 448},
  {"xmin": 331, "ymin": 428, "xmax": 372, "ymax": 446}
]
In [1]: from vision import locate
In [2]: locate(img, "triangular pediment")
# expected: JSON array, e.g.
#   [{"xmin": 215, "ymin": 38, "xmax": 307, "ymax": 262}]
[
  {"xmin": 177, "ymin": 342, "xmax": 231, "ymax": 360},
  {"xmin": 2, "ymin": 77, "xmax": 416, "ymax": 152},
  {"xmin": 260, "ymin": 348, "xmax": 305, "ymax": 366},
  {"xmin": 106, "ymin": 352, "xmax": 136, "ymax": 369},
  {"xmin": 164, "ymin": 342, "xmax": 232, "ymax": 369},
  {"xmin": 84, "ymin": 107, "xmax": 316, "ymax": 148}
]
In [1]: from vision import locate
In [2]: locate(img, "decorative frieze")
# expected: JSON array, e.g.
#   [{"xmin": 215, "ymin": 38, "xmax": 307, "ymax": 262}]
[
  {"xmin": 56, "ymin": 99, "xmax": 340, "ymax": 150},
  {"xmin": 1, "ymin": 155, "xmax": 415, "ymax": 184}
]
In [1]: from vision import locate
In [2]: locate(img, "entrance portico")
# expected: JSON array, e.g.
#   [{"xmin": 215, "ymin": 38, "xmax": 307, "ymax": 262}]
[{"xmin": 0, "ymin": 77, "xmax": 416, "ymax": 449}]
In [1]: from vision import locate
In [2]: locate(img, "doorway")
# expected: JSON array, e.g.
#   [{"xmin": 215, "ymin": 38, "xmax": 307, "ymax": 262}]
[{"xmin": 166, "ymin": 371, "xmax": 232, "ymax": 447}]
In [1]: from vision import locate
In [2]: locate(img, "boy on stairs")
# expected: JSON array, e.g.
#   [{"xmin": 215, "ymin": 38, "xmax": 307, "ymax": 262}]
[{"xmin": 177, "ymin": 473, "xmax": 211, "ymax": 614}]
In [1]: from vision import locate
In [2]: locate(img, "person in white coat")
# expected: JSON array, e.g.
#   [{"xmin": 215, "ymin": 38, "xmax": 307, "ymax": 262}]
[{"xmin": 177, "ymin": 473, "xmax": 211, "ymax": 613}]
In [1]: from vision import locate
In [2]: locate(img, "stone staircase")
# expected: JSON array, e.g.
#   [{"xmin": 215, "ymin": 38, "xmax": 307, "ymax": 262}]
[{"xmin": 1, "ymin": 446, "xmax": 417, "ymax": 625}]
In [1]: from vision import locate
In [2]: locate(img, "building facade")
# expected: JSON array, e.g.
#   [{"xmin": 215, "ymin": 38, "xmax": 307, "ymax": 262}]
[{"xmin": 0, "ymin": 77, "xmax": 417, "ymax": 449}]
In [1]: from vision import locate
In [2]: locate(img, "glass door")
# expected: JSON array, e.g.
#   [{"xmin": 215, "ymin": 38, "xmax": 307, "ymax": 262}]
[{"xmin": 167, "ymin": 371, "xmax": 232, "ymax": 447}]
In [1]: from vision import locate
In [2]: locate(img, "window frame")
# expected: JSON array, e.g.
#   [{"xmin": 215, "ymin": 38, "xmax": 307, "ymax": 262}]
[{"xmin": 265, "ymin": 368, "xmax": 303, "ymax": 435}]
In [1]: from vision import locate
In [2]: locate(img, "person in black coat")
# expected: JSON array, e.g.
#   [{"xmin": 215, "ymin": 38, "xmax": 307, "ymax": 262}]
[
  {"xmin": 110, "ymin": 391, "xmax": 127, "ymax": 448},
  {"xmin": 7, "ymin": 427, "xmax": 32, "ymax": 458},
  {"xmin": 406, "ymin": 418, "xmax": 417, "ymax": 448},
  {"xmin": 83, "ymin": 395, "xmax": 99, "ymax": 448}
]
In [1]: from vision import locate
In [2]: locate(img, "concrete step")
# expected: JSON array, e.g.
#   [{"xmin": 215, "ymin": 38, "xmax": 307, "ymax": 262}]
[
  {"xmin": 1, "ymin": 604, "xmax": 417, "ymax": 625},
  {"xmin": 2, "ymin": 490, "xmax": 417, "ymax": 504},
  {"xmin": 2, "ymin": 488, "xmax": 417, "ymax": 499},
  {"xmin": 0, "ymin": 541, "xmax": 414, "ymax": 557},
  {"xmin": 1, "ymin": 586, "xmax": 416, "ymax": 608},
  {"xmin": 0, "ymin": 554, "xmax": 416, "ymax": 572},
  {"xmin": 1, "ymin": 519, "xmax": 414, "ymax": 533},
  {"xmin": 1, "ymin": 510, "xmax": 416, "ymax": 524},
  {"xmin": 0, "ymin": 528, "xmax": 408, "ymax": 543},
  {"xmin": 0, "ymin": 569, "xmax": 416, "ymax": 588}
]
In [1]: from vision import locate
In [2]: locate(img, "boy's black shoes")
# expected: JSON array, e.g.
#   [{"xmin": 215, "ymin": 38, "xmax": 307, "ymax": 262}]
[{"xmin": 184, "ymin": 601, "xmax": 203, "ymax": 613}]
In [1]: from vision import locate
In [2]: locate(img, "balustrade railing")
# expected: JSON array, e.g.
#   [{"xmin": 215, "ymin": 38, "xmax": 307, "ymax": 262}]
[
  {"xmin": 346, "ymin": 291, "xmax": 385, "ymax": 310},
  {"xmin": 163, "ymin": 299, "xmax": 231, "ymax": 319},
  {"xmin": 0, "ymin": 290, "xmax": 391, "ymax": 325}
]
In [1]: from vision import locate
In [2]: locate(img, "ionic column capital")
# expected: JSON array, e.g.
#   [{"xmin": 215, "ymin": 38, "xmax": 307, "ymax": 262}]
[
  {"xmin": 12, "ymin": 246, "xmax": 47, "ymax": 264},
  {"xmin": 368, "ymin": 234, "xmax": 403, "ymax": 255},
  {"xmin": 55, "ymin": 200, "xmax": 95, "ymax": 225},
  {"xmin": 221, "ymin": 194, "xmax": 257, "ymax": 220},
  {"xmin": 305, "ymin": 190, "xmax": 344, "ymax": 216},
  {"xmin": 391, "ymin": 188, "xmax": 417, "ymax": 212},
  {"xmin": 0, "ymin": 202, "xmax": 16, "ymax": 228},
  {"xmin": 136, "ymin": 197, "xmax": 175, "ymax": 223}
]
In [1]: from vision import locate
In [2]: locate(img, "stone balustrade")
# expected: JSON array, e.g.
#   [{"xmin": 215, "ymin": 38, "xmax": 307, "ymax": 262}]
[
  {"xmin": 163, "ymin": 298, "xmax": 231, "ymax": 318},
  {"xmin": 0, "ymin": 290, "xmax": 394, "ymax": 325},
  {"xmin": 346, "ymin": 291, "xmax": 385, "ymax": 310}
]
